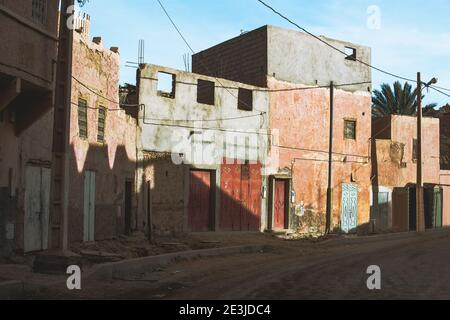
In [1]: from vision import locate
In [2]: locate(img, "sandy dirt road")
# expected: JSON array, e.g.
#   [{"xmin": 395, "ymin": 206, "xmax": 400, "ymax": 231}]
[{"xmin": 24, "ymin": 230, "xmax": 450, "ymax": 300}]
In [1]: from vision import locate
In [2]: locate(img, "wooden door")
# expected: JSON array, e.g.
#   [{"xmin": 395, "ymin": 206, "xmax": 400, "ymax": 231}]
[
  {"xmin": 188, "ymin": 170, "xmax": 212, "ymax": 232},
  {"xmin": 273, "ymin": 180, "xmax": 287, "ymax": 230}
]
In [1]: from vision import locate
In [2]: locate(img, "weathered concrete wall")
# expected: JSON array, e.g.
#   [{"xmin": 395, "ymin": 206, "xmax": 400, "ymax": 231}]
[
  {"xmin": 68, "ymin": 29, "xmax": 138, "ymax": 243},
  {"xmin": 0, "ymin": 109, "xmax": 54, "ymax": 253},
  {"xmin": 441, "ymin": 171, "xmax": 450, "ymax": 227},
  {"xmin": 0, "ymin": 0, "xmax": 57, "ymax": 254},
  {"xmin": 138, "ymin": 64, "xmax": 270, "ymax": 234},
  {"xmin": 373, "ymin": 115, "xmax": 441, "ymax": 188},
  {"xmin": 193, "ymin": 25, "xmax": 371, "ymax": 93},
  {"xmin": 138, "ymin": 64, "xmax": 269, "ymax": 165},
  {"xmin": 266, "ymin": 78, "xmax": 372, "ymax": 234},
  {"xmin": 267, "ymin": 26, "xmax": 371, "ymax": 93},
  {"xmin": 142, "ymin": 153, "xmax": 186, "ymax": 236}
]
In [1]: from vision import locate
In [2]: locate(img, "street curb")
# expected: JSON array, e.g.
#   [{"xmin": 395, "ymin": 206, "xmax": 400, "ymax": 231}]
[
  {"xmin": 86, "ymin": 245, "xmax": 270, "ymax": 281},
  {"xmin": 319, "ymin": 228, "xmax": 450, "ymax": 247},
  {"xmin": 0, "ymin": 280, "xmax": 24, "ymax": 300}
]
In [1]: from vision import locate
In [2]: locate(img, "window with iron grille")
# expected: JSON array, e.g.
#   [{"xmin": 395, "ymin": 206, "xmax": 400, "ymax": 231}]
[
  {"xmin": 97, "ymin": 107, "xmax": 106, "ymax": 143},
  {"xmin": 344, "ymin": 120, "xmax": 357, "ymax": 140},
  {"xmin": 32, "ymin": 0, "xmax": 47, "ymax": 25},
  {"xmin": 78, "ymin": 98, "xmax": 88, "ymax": 139}
]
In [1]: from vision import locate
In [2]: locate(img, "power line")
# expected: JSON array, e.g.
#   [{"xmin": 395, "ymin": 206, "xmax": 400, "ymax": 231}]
[
  {"xmin": 142, "ymin": 75, "xmax": 371, "ymax": 92},
  {"xmin": 156, "ymin": 0, "xmax": 263, "ymax": 112},
  {"xmin": 256, "ymin": 0, "xmax": 450, "ymax": 99}
]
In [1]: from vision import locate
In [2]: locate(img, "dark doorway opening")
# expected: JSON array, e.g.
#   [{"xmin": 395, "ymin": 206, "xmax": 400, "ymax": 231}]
[{"xmin": 124, "ymin": 180, "xmax": 133, "ymax": 235}]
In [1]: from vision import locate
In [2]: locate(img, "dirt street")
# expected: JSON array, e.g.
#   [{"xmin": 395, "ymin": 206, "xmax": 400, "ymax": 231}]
[{"xmin": 24, "ymin": 230, "xmax": 450, "ymax": 300}]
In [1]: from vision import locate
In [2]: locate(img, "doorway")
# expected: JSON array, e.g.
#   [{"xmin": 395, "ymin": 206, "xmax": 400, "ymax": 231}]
[
  {"xmin": 188, "ymin": 170, "xmax": 215, "ymax": 232},
  {"xmin": 341, "ymin": 183, "xmax": 359, "ymax": 233},
  {"xmin": 24, "ymin": 166, "xmax": 51, "ymax": 253},
  {"xmin": 83, "ymin": 170, "xmax": 96, "ymax": 242},
  {"xmin": 124, "ymin": 180, "xmax": 133, "ymax": 235},
  {"xmin": 269, "ymin": 178, "xmax": 289, "ymax": 231}
]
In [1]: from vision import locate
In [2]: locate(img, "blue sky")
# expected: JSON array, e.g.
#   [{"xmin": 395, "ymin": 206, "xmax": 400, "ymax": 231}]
[{"xmin": 79, "ymin": 0, "xmax": 450, "ymax": 106}]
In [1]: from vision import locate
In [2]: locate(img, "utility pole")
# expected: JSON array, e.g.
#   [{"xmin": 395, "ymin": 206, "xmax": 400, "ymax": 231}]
[
  {"xmin": 416, "ymin": 72, "xmax": 425, "ymax": 233},
  {"xmin": 48, "ymin": 0, "xmax": 75, "ymax": 251},
  {"xmin": 326, "ymin": 81, "xmax": 334, "ymax": 234}
]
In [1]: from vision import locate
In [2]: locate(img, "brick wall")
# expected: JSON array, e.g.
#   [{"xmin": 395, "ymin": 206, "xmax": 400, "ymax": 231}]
[{"xmin": 192, "ymin": 26, "xmax": 268, "ymax": 87}]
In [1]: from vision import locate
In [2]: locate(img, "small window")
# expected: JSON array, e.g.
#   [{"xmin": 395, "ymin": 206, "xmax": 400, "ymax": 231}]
[
  {"xmin": 97, "ymin": 106, "xmax": 106, "ymax": 143},
  {"xmin": 78, "ymin": 98, "xmax": 88, "ymax": 139},
  {"xmin": 413, "ymin": 139, "xmax": 418, "ymax": 161},
  {"xmin": 344, "ymin": 120, "xmax": 357, "ymax": 140},
  {"xmin": 238, "ymin": 88, "xmax": 253, "ymax": 111},
  {"xmin": 157, "ymin": 71, "xmax": 176, "ymax": 99},
  {"xmin": 345, "ymin": 47, "xmax": 356, "ymax": 61},
  {"xmin": 197, "ymin": 79, "xmax": 215, "ymax": 105},
  {"xmin": 32, "ymin": 0, "xmax": 47, "ymax": 25}
]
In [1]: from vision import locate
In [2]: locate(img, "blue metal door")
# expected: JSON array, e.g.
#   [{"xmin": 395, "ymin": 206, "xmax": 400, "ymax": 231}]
[{"xmin": 341, "ymin": 183, "xmax": 358, "ymax": 233}]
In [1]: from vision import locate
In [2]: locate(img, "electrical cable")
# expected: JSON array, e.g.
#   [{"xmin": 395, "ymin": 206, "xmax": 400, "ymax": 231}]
[{"xmin": 256, "ymin": 0, "xmax": 450, "ymax": 98}]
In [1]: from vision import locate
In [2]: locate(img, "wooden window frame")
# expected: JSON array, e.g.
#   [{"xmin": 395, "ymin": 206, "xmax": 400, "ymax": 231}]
[
  {"xmin": 78, "ymin": 98, "xmax": 88, "ymax": 139},
  {"xmin": 344, "ymin": 119, "xmax": 357, "ymax": 140}
]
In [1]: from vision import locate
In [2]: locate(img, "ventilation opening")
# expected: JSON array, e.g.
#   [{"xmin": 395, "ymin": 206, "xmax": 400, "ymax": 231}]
[
  {"xmin": 345, "ymin": 47, "xmax": 357, "ymax": 61},
  {"xmin": 238, "ymin": 88, "xmax": 253, "ymax": 111},
  {"xmin": 157, "ymin": 71, "xmax": 176, "ymax": 99},
  {"xmin": 197, "ymin": 79, "xmax": 215, "ymax": 105}
]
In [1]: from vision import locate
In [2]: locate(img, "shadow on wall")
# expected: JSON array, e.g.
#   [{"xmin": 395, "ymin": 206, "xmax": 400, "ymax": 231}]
[
  {"xmin": 67, "ymin": 142, "xmax": 138, "ymax": 245},
  {"xmin": 144, "ymin": 155, "xmax": 262, "ymax": 236}
]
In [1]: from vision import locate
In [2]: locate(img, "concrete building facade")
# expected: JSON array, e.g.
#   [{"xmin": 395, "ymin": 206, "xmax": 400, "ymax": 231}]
[
  {"xmin": 0, "ymin": 0, "xmax": 58, "ymax": 255},
  {"xmin": 192, "ymin": 25, "xmax": 373, "ymax": 235},
  {"xmin": 371, "ymin": 115, "xmax": 443, "ymax": 231},
  {"xmin": 137, "ymin": 64, "xmax": 270, "ymax": 235}
]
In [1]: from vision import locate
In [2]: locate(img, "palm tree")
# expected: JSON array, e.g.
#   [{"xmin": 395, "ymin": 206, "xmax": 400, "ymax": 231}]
[{"xmin": 372, "ymin": 81, "xmax": 437, "ymax": 117}]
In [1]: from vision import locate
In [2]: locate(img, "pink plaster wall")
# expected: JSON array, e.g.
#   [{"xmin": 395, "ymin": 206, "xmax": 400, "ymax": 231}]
[
  {"xmin": 267, "ymin": 78, "xmax": 372, "ymax": 233},
  {"xmin": 374, "ymin": 115, "xmax": 440, "ymax": 188},
  {"xmin": 441, "ymin": 171, "xmax": 450, "ymax": 227},
  {"xmin": 68, "ymin": 30, "xmax": 138, "ymax": 243}
]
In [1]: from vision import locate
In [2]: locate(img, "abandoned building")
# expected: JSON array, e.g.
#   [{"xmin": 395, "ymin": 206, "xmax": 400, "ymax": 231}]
[
  {"xmin": 192, "ymin": 25, "xmax": 373, "ymax": 234},
  {"xmin": 136, "ymin": 64, "xmax": 270, "ymax": 235},
  {"xmin": 371, "ymin": 115, "xmax": 446, "ymax": 231}
]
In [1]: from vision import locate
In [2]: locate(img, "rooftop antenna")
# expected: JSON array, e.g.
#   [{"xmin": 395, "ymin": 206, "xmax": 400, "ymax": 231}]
[
  {"xmin": 138, "ymin": 39, "xmax": 145, "ymax": 65},
  {"xmin": 183, "ymin": 53, "xmax": 191, "ymax": 72}
]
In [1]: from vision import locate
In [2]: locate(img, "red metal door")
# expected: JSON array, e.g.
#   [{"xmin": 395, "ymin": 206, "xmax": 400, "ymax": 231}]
[
  {"xmin": 247, "ymin": 163, "xmax": 262, "ymax": 231},
  {"xmin": 188, "ymin": 170, "xmax": 212, "ymax": 232},
  {"xmin": 220, "ymin": 160, "xmax": 241, "ymax": 231},
  {"xmin": 274, "ymin": 180, "xmax": 286, "ymax": 230},
  {"xmin": 220, "ymin": 160, "xmax": 262, "ymax": 231}
]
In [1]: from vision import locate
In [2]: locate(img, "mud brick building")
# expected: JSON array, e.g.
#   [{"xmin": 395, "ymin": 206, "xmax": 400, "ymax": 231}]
[
  {"xmin": 136, "ymin": 64, "xmax": 270, "ymax": 235},
  {"xmin": 371, "ymin": 115, "xmax": 445, "ymax": 231},
  {"xmin": 0, "ymin": 0, "xmax": 59, "ymax": 255},
  {"xmin": 68, "ymin": 16, "xmax": 138, "ymax": 243},
  {"xmin": 192, "ymin": 25, "xmax": 373, "ymax": 234},
  {"xmin": 0, "ymin": 5, "xmax": 139, "ymax": 255}
]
